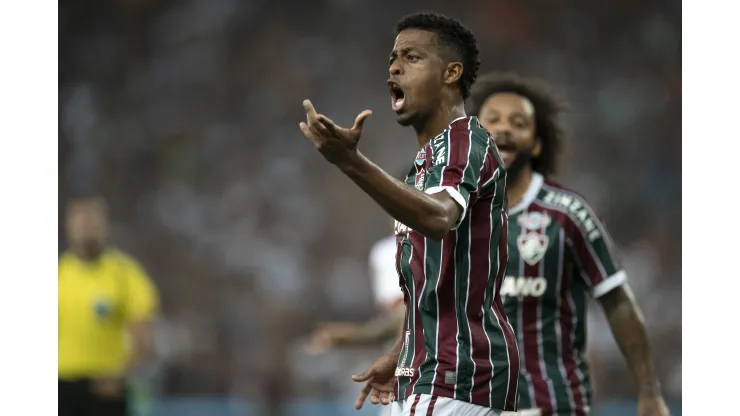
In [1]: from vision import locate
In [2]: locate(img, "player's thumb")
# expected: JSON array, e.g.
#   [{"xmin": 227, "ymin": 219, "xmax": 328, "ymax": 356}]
[
  {"xmin": 352, "ymin": 110, "xmax": 373, "ymax": 131},
  {"xmin": 351, "ymin": 368, "xmax": 375, "ymax": 382}
]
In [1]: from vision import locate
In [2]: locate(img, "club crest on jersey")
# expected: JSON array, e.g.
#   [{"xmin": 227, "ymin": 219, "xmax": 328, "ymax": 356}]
[
  {"xmin": 517, "ymin": 232, "xmax": 549, "ymax": 266},
  {"xmin": 415, "ymin": 149, "xmax": 426, "ymax": 169},
  {"xmin": 517, "ymin": 211, "xmax": 552, "ymax": 231}
]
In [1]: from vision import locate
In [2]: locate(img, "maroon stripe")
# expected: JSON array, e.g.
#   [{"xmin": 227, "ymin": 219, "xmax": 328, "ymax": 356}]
[
  {"xmin": 409, "ymin": 394, "xmax": 422, "ymax": 415},
  {"xmin": 492, "ymin": 208, "xmax": 519, "ymax": 410},
  {"xmin": 559, "ymin": 254, "xmax": 586, "ymax": 412},
  {"xmin": 520, "ymin": 207, "xmax": 553, "ymax": 412},
  {"xmin": 561, "ymin": 210, "xmax": 607, "ymax": 287},
  {"xmin": 468, "ymin": 197, "xmax": 495, "ymax": 405},
  {"xmin": 426, "ymin": 395, "xmax": 438, "ymax": 415},
  {"xmin": 439, "ymin": 123, "xmax": 472, "ymax": 189},
  {"xmin": 406, "ymin": 232, "xmax": 427, "ymax": 398},
  {"xmin": 430, "ymin": 232, "xmax": 459, "ymax": 397}
]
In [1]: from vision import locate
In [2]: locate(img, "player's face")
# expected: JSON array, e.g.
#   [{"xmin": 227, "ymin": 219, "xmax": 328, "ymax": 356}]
[
  {"xmin": 388, "ymin": 29, "xmax": 446, "ymax": 126},
  {"xmin": 66, "ymin": 200, "xmax": 109, "ymax": 259},
  {"xmin": 478, "ymin": 92, "xmax": 542, "ymax": 181}
]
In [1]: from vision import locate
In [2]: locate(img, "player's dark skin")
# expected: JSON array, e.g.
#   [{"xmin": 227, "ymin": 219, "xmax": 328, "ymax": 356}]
[
  {"xmin": 479, "ymin": 92, "xmax": 670, "ymax": 416},
  {"xmin": 299, "ymin": 27, "xmax": 468, "ymax": 409}
]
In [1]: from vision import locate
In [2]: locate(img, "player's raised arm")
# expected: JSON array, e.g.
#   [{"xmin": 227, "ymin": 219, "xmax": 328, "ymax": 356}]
[{"xmin": 299, "ymin": 100, "xmax": 466, "ymax": 241}]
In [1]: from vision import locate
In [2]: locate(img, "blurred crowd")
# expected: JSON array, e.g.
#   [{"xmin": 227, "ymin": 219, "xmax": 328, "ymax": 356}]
[{"xmin": 59, "ymin": 0, "xmax": 681, "ymax": 409}]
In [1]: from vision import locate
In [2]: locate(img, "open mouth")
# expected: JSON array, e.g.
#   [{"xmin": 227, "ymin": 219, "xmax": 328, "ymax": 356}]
[
  {"xmin": 494, "ymin": 137, "xmax": 516, "ymax": 165},
  {"xmin": 388, "ymin": 82, "xmax": 405, "ymax": 112}
]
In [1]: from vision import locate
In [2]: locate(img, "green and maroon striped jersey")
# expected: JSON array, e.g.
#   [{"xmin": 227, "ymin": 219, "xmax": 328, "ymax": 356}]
[
  {"xmin": 502, "ymin": 172, "xmax": 626, "ymax": 416},
  {"xmin": 393, "ymin": 116, "xmax": 520, "ymax": 411}
]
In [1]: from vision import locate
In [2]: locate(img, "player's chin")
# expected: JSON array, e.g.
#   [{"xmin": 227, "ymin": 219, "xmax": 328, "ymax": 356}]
[{"xmin": 395, "ymin": 111, "xmax": 415, "ymax": 127}]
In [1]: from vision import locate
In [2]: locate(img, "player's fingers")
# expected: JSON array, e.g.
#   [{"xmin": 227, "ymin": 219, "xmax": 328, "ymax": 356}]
[
  {"xmin": 299, "ymin": 123, "xmax": 320, "ymax": 146},
  {"xmin": 354, "ymin": 382, "xmax": 372, "ymax": 410},
  {"xmin": 303, "ymin": 99, "xmax": 319, "ymax": 117},
  {"xmin": 379, "ymin": 390, "xmax": 390, "ymax": 405},
  {"xmin": 369, "ymin": 388, "xmax": 381, "ymax": 405},
  {"xmin": 317, "ymin": 115, "xmax": 340, "ymax": 134},
  {"xmin": 352, "ymin": 109, "xmax": 373, "ymax": 131},
  {"xmin": 351, "ymin": 368, "xmax": 374, "ymax": 382}
]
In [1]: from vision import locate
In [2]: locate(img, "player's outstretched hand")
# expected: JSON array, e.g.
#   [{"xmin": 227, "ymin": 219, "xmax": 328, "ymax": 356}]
[
  {"xmin": 299, "ymin": 99, "xmax": 372, "ymax": 165},
  {"xmin": 351, "ymin": 354, "xmax": 397, "ymax": 410},
  {"xmin": 637, "ymin": 394, "xmax": 670, "ymax": 416}
]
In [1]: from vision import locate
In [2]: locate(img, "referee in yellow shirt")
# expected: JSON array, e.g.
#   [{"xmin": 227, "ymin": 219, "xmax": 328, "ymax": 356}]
[{"xmin": 58, "ymin": 195, "xmax": 159, "ymax": 416}]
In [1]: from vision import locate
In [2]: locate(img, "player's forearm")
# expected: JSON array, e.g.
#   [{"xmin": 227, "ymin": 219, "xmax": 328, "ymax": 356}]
[
  {"xmin": 600, "ymin": 285, "xmax": 662, "ymax": 397},
  {"xmin": 337, "ymin": 152, "xmax": 456, "ymax": 240},
  {"xmin": 351, "ymin": 304, "xmax": 406, "ymax": 345}
]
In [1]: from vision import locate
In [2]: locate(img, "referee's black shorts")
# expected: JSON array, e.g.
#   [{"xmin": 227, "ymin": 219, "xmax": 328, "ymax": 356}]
[{"xmin": 58, "ymin": 379, "xmax": 128, "ymax": 416}]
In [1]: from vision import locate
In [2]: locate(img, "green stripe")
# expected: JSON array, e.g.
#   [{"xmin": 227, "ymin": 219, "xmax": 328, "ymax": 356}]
[
  {"xmin": 413, "ymin": 237, "xmax": 442, "ymax": 395},
  {"xmin": 486, "ymin": 179, "xmax": 514, "ymax": 410},
  {"xmin": 454, "ymin": 218, "xmax": 473, "ymax": 402},
  {"xmin": 396, "ymin": 172, "xmax": 416, "ymax": 396},
  {"xmin": 541, "ymin": 225, "xmax": 569, "ymax": 411}
]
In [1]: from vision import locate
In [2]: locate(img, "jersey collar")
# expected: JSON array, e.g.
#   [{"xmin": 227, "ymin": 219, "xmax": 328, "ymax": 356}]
[{"xmin": 508, "ymin": 172, "xmax": 544, "ymax": 215}]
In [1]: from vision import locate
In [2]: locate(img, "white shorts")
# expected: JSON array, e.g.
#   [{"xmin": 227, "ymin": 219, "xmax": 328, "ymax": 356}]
[{"xmin": 389, "ymin": 394, "xmax": 522, "ymax": 416}]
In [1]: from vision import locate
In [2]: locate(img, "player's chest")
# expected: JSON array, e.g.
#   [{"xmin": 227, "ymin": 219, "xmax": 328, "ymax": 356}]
[
  {"xmin": 59, "ymin": 266, "xmax": 126, "ymax": 323},
  {"xmin": 507, "ymin": 211, "xmax": 567, "ymax": 277}
]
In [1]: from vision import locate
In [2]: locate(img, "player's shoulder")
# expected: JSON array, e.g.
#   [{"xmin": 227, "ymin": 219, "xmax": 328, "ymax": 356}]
[
  {"xmin": 537, "ymin": 179, "xmax": 607, "ymax": 235},
  {"xmin": 58, "ymin": 250, "xmax": 77, "ymax": 268},
  {"xmin": 539, "ymin": 178, "xmax": 594, "ymax": 208},
  {"xmin": 105, "ymin": 248, "xmax": 146, "ymax": 271},
  {"xmin": 438, "ymin": 116, "xmax": 491, "ymax": 148}
]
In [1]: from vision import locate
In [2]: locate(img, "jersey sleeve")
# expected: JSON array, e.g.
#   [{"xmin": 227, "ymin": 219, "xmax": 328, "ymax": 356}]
[
  {"xmin": 369, "ymin": 236, "xmax": 404, "ymax": 310},
  {"xmin": 425, "ymin": 127, "xmax": 489, "ymax": 229},
  {"xmin": 566, "ymin": 198, "xmax": 626, "ymax": 298},
  {"xmin": 122, "ymin": 257, "xmax": 159, "ymax": 322}
]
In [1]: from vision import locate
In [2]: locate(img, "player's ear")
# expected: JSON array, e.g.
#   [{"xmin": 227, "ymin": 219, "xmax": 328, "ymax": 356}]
[
  {"xmin": 533, "ymin": 136, "xmax": 543, "ymax": 158},
  {"xmin": 444, "ymin": 61, "xmax": 463, "ymax": 86}
]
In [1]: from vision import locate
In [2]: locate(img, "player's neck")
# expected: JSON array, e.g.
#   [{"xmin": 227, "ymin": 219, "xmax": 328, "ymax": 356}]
[
  {"xmin": 413, "ymin": 103, "xmax": 466, "ymax": 149},
  {"xmin": 506, "ymin": 168, "xmax": 534, "ymax": 208}
]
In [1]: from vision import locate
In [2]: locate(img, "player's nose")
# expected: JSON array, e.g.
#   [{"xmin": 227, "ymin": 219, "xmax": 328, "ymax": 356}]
[{"xmin": 389, "ymin": 61, "xmax": 402, "ymax": 77}]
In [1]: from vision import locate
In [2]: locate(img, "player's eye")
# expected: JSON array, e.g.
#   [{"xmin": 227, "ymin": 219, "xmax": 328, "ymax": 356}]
[{"xmin": 407, "ymin": 55, "xmax": 419, "ymax": 62}]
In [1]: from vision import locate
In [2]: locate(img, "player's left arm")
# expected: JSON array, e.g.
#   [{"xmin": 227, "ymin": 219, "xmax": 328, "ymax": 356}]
[
  {"xmin": 122, "ymin": 257, "xmax": 160, "ymax": 369},
  {"xmin": 568, "ymin": 201, "xmax": 667, "ymax": 411}
]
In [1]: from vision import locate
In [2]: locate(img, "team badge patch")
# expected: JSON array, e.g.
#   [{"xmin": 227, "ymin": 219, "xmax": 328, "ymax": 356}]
[
  {"xmin": 517, "ymin": 232, "xmax": 550, "ymax": 266},
  {"xmin": 517, "ymin": 211, "xmax": 552, "ymax": 231},
  {"xmin": 415, "ymin": 149, "xmax": 426, "ymax": 168}
]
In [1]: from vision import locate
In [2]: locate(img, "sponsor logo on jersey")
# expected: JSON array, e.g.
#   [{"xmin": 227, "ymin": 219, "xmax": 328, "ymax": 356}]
[
  {"xmin": 542, "ymin": 191, "xmax": 602, "ymax": 243},
  {"xmin": 395, "ymin": 330, "xmax": 415, "ymax": 378},
  {"xmin": 517, "ymin": 211, "xmax": 552, "ymax": 231},
  {"xmin": 517, "ymin": 232, "xmax": 549, "ymax": 265},
  {"xmin": 500, "ymin": 276, "xmax": 548, "ymax": 298},
  {"xmin": 431, "ymin": 134, "xmax": 446, "ymax": 166}
]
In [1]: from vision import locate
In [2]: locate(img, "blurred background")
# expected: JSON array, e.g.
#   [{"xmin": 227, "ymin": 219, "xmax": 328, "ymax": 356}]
[{"xmin": 58, "ymin": 0, "xmax": 681, "ymax": 415}]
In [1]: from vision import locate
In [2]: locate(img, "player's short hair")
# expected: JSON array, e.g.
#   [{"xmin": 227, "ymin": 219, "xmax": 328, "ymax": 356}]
[
  {"xmin": 395, "ymin": 12, "xmax": 480, "ymax": 100},
  {"xmin": 468, "ymin": 72, "xmax": 568, "ymax": 177}
]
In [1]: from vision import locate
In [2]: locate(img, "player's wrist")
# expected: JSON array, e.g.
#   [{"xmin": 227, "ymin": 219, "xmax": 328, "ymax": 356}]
[
  {"xmin": 637, "ymin": 379, "xmax": 662, "ymax": 397},
  {"xmin": 335, "ymin": 151, "xmax": 365, "ymax": 174}
]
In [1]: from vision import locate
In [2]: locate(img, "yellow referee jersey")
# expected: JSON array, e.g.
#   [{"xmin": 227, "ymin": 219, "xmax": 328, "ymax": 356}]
[{"xmin": 58, "ymin": 249, "xmax": 158, "ymax": 379}]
